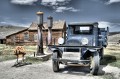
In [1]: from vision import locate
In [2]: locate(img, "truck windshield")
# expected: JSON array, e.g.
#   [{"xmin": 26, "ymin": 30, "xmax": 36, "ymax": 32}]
[{"xmin": 70, "ymin": 26, "xmax": 93, "ymax": 34}]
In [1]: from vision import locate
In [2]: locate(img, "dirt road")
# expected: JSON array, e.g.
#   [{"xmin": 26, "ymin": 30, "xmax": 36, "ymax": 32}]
[{"xmin": 0, "ymin": 59, "xmax": 120, "ymax": 79}]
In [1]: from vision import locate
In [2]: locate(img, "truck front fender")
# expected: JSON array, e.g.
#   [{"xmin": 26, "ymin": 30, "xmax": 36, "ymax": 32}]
[
  {"xmin": 88, "ymin": 49, "xmax": 98, "ymax": 53},
  {"xmin": 51, "ymin": 47, "xmax": 63, "ymax": 58},
  {"xmin": 82, "ymin": 48, "xmax": 98, "ymax": 59}
]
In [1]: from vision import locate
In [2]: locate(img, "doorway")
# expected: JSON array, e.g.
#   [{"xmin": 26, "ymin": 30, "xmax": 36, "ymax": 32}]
[{"xmin": 0, "ymin": 40, "xmax": 3, "ymax": 44}]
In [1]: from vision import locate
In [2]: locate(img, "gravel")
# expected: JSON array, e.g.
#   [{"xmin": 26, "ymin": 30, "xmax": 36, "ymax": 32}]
[{"xmin": 0, "ymin": 59, "xmax": 120, "ymax": 79}]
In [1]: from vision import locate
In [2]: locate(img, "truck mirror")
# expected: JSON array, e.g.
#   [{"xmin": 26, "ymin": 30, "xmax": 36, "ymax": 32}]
[{"xmin": 107, "ymin": 27, "xmax": 109, "ymax": 35}]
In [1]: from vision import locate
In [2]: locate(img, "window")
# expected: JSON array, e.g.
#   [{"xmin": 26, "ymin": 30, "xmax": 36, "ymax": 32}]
[
  {"xmin": 70, "ymin": 25, "xmax": 93, "ymax": 34},
  {"xmin": 24, "ymin": 32, "xmax": 29, "ymax": 41},
  {"xmin": 15, "ymin": 35, "xmax": 20, "ymax": 42},
  {"xmin": 34, "ymin": 34, "xmax": 37, "ymax": 41},
  {"xmin": 10, "ymin": 36, "xmax": 15, "ymax": 41}
]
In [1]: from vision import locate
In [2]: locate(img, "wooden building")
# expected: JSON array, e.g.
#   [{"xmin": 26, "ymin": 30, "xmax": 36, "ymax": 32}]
[{"xmin": 6, "ymin": 21, "xmax": 66, "ymax": 45}]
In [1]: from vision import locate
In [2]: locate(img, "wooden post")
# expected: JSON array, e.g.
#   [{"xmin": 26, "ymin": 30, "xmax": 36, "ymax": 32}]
[
  {"xmin": 46, "ymin": 37, "xmax": 48, "ymax": 46},
  {"xmin": 36, "ymin": 11, "xmax": 44, "ymax": 55},
  {"xmin": 48, "ymin": 28, "xmax": 52, "ymax": 45},
  {"xmin": 34, "ymin": 52, "xmax": 36, "ymax": 57},
  {"xmin": 54, "ymin": 38, "xmax": 55, "ymax": 45},
  {"xmin": 47, "ymin": 16, "xmax": 53, "ymax": 45}
]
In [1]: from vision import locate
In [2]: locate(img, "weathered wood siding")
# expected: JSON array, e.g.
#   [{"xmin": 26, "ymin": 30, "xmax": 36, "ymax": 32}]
[
  {"xmin": 43, "ymin": 30, "xmax": 64, "ymax": 45},
  {"xmin": 6, "ymin": 30, "xmax": 30, "ymax": 45}
]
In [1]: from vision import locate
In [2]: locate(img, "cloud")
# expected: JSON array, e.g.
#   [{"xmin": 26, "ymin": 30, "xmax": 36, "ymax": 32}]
[
  {"xmin": 0, "ymin": 21, "xmax": 30, "ymax": 27},
  {"xmin": 0, "ymin": 21, "xmax": 7, "ymax": 24},
  {"xmin": 106, "ymin": 0, "xmax": 120, "ymax": 4},
  {"xmin": 11, "ymin": 0, "xmax": 38, "ymax": 5},
  {"xmin": 41, "ymin": 0, "xmax": 71, "ymax": 6},
  {"xmin": 98, "ymin": 21, "xmax": 111, "ymax": 28},
  {"xmin": 41, "ymin": 0, "xmax": 79, "ymax": 12},
  {"xmin": 98, "ymin": 21, "xmax": 120, "ymax": 32},
  {"xmin": 55, "ymin": 7, "xmax": 79, "ymax": 12},
  {"xmin": 0, "ymin": 16, "xmax": 30, "ymax": 27},
  {"xmin": 10, "ymin": 0, "xmax": 79, "ymax": 12},
  {"xmin": 92, "ymin": 0, "xmax": 120, "ymax": 5},
  {"xmin": 0, "ymin": 21, "xmax": 28, "ymax": 27}
]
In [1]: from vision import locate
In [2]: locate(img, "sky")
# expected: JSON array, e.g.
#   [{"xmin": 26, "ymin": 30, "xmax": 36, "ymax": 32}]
[{"xmin": 0, "ymin": 0, "xmax": 120, "ymax": 32}]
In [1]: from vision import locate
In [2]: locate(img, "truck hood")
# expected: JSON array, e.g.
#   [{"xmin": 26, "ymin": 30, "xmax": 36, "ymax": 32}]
[{"xmin": 66, "ymin": 35, "xmax": 94, "ymax": 46}]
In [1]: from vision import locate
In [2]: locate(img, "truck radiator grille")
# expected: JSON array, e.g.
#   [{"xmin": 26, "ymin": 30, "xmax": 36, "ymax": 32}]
[
  {"xmin": 65, "ymin": 48, "xmax": 80, "ymax": 52},
  {"xmin": 62, "ymin": 52, "xmax": 80, "ymax": 60},
  {"xmin": 66, "ymin": 40, "xmax": 81, "ymax": 46}
]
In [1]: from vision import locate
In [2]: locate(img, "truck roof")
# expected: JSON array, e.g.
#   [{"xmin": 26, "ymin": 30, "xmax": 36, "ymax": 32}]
[{"xmin": 68, "ymin": 22, "xmax": 98, "ymax": 26}]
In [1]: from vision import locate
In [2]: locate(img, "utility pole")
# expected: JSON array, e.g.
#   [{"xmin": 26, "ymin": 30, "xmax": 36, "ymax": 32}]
[
  {"xmin": 47, "ymin": 16, "xmax": 53, "ymax": 45},
  {"xmin": 36, "ymin": 11, "xmax": 44, "ymax": 55}
]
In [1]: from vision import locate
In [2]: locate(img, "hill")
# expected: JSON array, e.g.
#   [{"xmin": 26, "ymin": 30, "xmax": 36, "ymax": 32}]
[
  {"xmin": 108, "ymin": 31, "xmax": 120, "ymax": 43},
  {"xmin": 109, "ymin": 31, "xmax": 120, "ymax": 36}
]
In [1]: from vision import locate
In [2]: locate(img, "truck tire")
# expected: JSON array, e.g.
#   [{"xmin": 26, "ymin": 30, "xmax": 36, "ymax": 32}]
[
  {"xmin": 90, "ymin": 51, "xmax": 100, "ymax": 75},
  {"xmin": 52, "ymin": 52, "xmax": 59, "ymax": 72}
]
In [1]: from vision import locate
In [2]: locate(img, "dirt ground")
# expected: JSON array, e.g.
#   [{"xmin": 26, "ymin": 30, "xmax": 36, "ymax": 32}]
[{"xmin": 0, "ymin": 59, "xmax": 120, "ymax": 79}]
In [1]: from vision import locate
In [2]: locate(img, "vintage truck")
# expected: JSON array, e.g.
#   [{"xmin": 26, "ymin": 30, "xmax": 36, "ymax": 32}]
[{"xmin": 48, "ymin": 22, "xmax": 109, "ymax": 75}]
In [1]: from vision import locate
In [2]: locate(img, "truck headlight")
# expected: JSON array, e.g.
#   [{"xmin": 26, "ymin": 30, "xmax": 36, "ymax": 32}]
[
  {"xmin": 58, "ymin": 37, "xmax": 64, "ymax": 45},
  {"xmin": 81, "ymin": 38, "xmax": 88, "ymax": 45}
]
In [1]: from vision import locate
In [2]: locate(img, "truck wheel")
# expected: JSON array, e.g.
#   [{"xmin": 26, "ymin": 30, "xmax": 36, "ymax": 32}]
[
  {"xmin": 90, "ymin": 51, "xmax": 100, "ymax": 75},
  {"xmin": 52, "ymin": 52, "xmax": 59, "ymax": 72}
]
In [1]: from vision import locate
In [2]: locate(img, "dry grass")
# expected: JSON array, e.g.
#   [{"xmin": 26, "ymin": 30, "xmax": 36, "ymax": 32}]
[
  {"xmin": 0, "ymin": 44, "xmax": 37, "ymax": 55},
  {"xmin": 0, "ymin": 44, "xmax": 38, "ymax": 62},
  {"xmin": 104, "ymin": 44, "xmax": 120, "ymax": 58},
  {"xmin": 0, "ymin": 55, "xmax": 16, "ymax": 62},
  {"xmin": 102, "ymin": 44, "xmax": 120, "ymax": 68},
  {"xmin": 102, "ymin": 73, "xmax": 116, "ymax": 79},
  {"xmin": 25, "ymin": 57, "xmax": 42, "ymax": 64}
]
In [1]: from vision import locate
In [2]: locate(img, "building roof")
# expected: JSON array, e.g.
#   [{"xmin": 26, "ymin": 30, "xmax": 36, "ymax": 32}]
[
  {"xmin": 6, "ymin": 20, "xmax": 66, "ymax": 38},
  {"xmin": 6, "ymin": 28, "xmax": 28, "ymax": 37},
  {"xmin": 28, "ymin": 20, "xmax": 66, "ymax": 31}
]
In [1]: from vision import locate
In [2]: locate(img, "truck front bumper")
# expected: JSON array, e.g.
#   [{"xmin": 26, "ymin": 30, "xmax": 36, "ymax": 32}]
[
  {"xmin": 48, "ymin": 45, "xmax": 102, "ymax": 50},
  {"xmin": 53, "ymin": 58, "xmax": 90, "ymax": 64}
]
